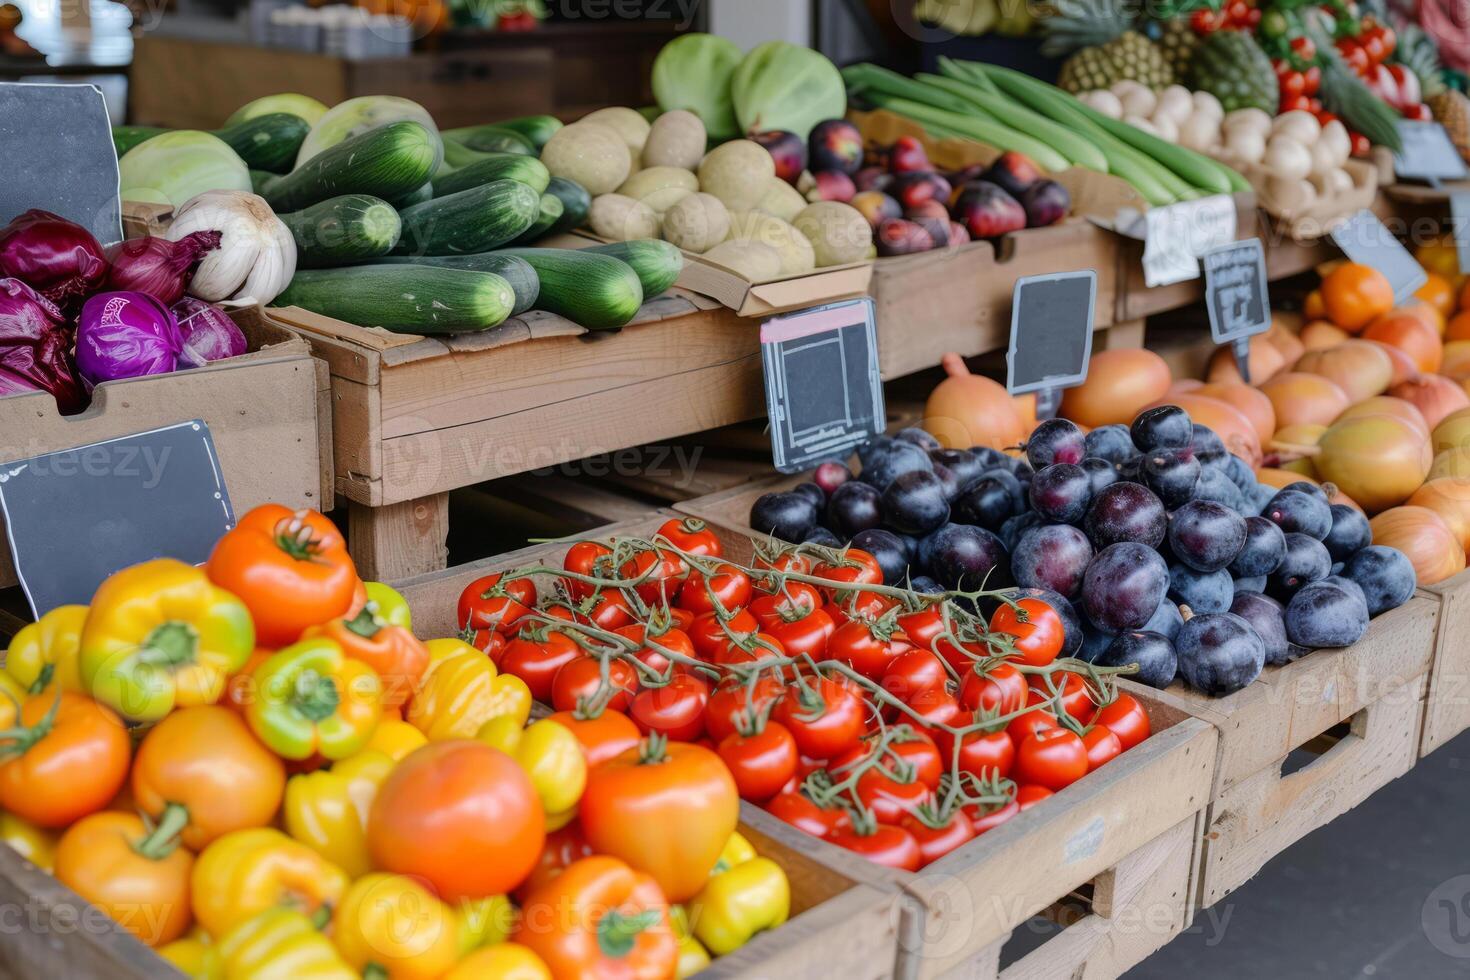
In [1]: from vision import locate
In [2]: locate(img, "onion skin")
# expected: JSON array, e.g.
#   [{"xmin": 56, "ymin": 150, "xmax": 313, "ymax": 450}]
[
  {"xmin": 1407, "ymin": 479, "xmax": 1470, "ymax": 559},
  {"xmin": 1370, "ymin": 505, "xmax": 1465, "ymax": 585},
  {"xmin": 1316, "ymin": 414, "xmax": 1432, "ymax": 514},
  {"xmin": 1389, "ymin": 375, "xmax": 1470, "ymax": 431},
  {"xmin": 1060, "ymin": 348, "xmax": 1171, "ymax": 428},
  {"xmin": 1258, "ymin": 372, "xmax": 1352, "ymax": 429},
  {"xmin": 923, "ymin": 352, "xmax": 1025, "ymax": 451},
  {"xmin": 1295, "ymin": 340, "xmax": 1394, "ymax": 403}
]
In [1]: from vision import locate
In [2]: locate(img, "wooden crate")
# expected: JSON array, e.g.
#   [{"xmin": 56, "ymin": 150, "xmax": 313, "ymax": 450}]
[
  {"xmin": 1417, "ymin": 570, "xmax": 1470, "ymax": 757},
  {"xmin": 268, "ymin": 292, "xmax": 765, "ymax": 581},
  {"xmin": 0, "ymin": 306, "xmax": 332, "ymax": 590}
]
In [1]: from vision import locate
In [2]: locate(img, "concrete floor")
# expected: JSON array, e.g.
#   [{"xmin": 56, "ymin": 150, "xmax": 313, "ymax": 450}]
[{"xmin": 1127, "ymin": 729, "xmax": 1470, "ymax": 977}]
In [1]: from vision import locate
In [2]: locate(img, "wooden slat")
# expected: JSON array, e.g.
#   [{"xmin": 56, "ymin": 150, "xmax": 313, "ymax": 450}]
[
  {"xmin": 348, "ymin": 493, "xmax": 450, "ymax": 583},
  {"xmin": 1418, "ymin": 571, "xmax": 1470, "ymax": 756}
]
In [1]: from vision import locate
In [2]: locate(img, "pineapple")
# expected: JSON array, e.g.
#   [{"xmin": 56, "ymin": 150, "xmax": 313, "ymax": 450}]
[
  {"xmin": 1188, "ymin": 30, "xmax": 1279, "ymax": 114},
  {"xmin": 1152, "ymin": 17, "xmax": 1199, "ymax": 81},
  {"xmin": 1430, "ymin": 91, "xmax": 1470, "ymax": 163},
  {"xmin": 1058, "ymin": 31, "xmax": 1174, "ymax": 92}
]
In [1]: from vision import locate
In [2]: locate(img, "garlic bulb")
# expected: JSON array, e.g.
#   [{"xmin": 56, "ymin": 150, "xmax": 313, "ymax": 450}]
[{"xmin": 166, "ymin": 191, "xmax": 297, "ymax": 306}]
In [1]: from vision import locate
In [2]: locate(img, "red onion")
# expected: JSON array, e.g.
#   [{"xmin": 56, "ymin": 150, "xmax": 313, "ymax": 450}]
[
  {"xmin": 0, "ymin": 364, "xmax": 40, "ymax": 399},
  {"xmin": 0, "ymin": 210, "xmax": 108, "ymax": 310},
  {"xmin": 173, "ymin": 296, "xmax": 247, "ymax": 367},
  {"xmin": 0, "ymin": 277, "xmax": 86, "ymax": 414},
  {"xmin": 104, "ymin": 231, "xmax": 222, "ymax": 306},
  {"xmin": 76, "ymin": 290, "xmax": 182, "ymax": 387}
]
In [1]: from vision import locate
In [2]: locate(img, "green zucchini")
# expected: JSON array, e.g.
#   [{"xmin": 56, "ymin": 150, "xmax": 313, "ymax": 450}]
[
  {"xmin": 492, "ymin": 115, "xmax": 564, "ymax": 151},
  {"xmin": 214, "ymin": 113, "xmax": 311, "ymax": 174},
  {"xmin": 510, "ymin": 194, "xmax": 566, "ymax": 245},
  {"xmin": 442, "ymin": 125, "xmax": 537, "ymax": 156},
  {"xmin": 278, "ymin": 195, "xmax": 402, "ymax": 269},
  {"xmin": 275, "ymin": 266, "xmax": 515, "ymax": 334},
  {"xmin": 393, "ymin": 179, "xmax": 541, "ymax": 256},
  {"xmin": 496, "ymin": 248, "xmax": 644, "ymax": 330},
  {"xmin": 581, "ymin": 240, "xmax": 682, "ymax": 299},
  {"xmin": 265, "ymin": 121, "xmax": 440, "ymax": 213},
  {"xmin": 391, "ymin": 182, "xmax": 434, "ymax": 208},
  {"xmin": 374, "ymin": 253, "xmax": 539, "ymax": 315},
  {"xmin": 915, "ymin": 72, "xmax": 1110, "ymax": 173},
  {"xmin": 112, "ymin": 125, "xmax": 166, "ymax": 156},
  {"xmin": 544, "ymin": 177, "xmax": 592, "ymax": 235},
  {"xmin": 432, "ymin": 153, "xmax": 550, "ymax": 198},
  {"xmin": 249, "ymin": 169, "xmax": 280, "ymax": 196}
]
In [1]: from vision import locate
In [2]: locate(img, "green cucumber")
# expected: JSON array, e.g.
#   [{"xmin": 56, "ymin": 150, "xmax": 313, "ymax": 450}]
[
  {"xmin": 249, "ymin": 169, "xmax": 280, "ymax": 196},
  {"xmin": 544, "ymin": 177, "xmax": 592, "ymax": 235},
  {"xmin": 393, "ymin": 179, "xmax": 541, "ymax": 256},
  {"xmin": 510, "ymin": 194, "xmax": 566, "ymax": 245},
  {"xmin": 214, "ymin": 113, "xmax": 311, "ymax": 174},
  {"xmin": 492, "ymin": 115, "xmax": 564, "ymax": 151},
  {"xmin": 374, "ymin": 253, "xmax": 539, "ymax": 315},
  {"xmin": 278, "ymin": 195, "xmax": 402, "ymax": 269},
  {"xmin": 581, "ymin": 240, "xmax": 682, "ymax": 299},
  {"xmin": 112, "ymin": 125, "xmax": 167, "ymax": 156},
  {"xmin": 442, "ymin": 125, "xmax": 537, "ymax": 156},
  {"xmin": 265, "ymin": 122, "xmax": 440, "ymax": 213},
  {"xmin": 275, "ymin": 266, "xmax": 515, "ymax": 334},
  {"xmin": 432, "ymin": 153, "xmax": 550, "ymax": 198},
  {"xmin": 391, "ymin": 182, "xmax": 434, "ymax": 208},
  {"xmin": 496, "ymin": 248, "xmax": 643, "ymax": 330}
]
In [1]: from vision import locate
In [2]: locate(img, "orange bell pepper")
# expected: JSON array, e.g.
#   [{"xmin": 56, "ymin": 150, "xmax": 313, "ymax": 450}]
[{"xmin": 304, "ymin": 606, "xmax": 429, "ymax": 707}]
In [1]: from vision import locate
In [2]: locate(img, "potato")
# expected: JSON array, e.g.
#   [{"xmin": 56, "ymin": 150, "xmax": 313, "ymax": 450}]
[
  {"xmin": 541, "ymin": 123, "xmax": 632, "ymax": 196},
  {"xmin": 662, "ymin": 193, "xmax": 730, "ymax": 253},
  {"xmin": 757, "ymin": 178, "xmax": 807, "ymax": 223},
  {"xmin": 590, "ymin": 194, "xmax": 660, "ymax": 241},
  {"xmin": 793, "ymin": 202, "xmax": 872, "ymax": 267},
  {"xmin": 618, "ymin": 166, "xmax": 699, "ymax": 213},
  {"xmin": 581, "ymin": 107, "xmax": 652, "ymax": 160},
  {"xmin": 698, "ymin": 140, "xmax": 776, "ymax": 212},
  {"xmin": 727, "ymin": 209, "xmax": 815, "ymax": 276},
  {"xmin": 704, "ymin": 240, "xmax": 783, "ymax": 282},
  {"xmin": 643, "ymin": 110, "xmax": 706, "ymax": 170}
]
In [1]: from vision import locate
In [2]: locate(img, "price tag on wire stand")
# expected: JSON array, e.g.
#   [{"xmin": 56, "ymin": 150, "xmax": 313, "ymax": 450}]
[
  {"xmin": 1141, "ymin": 194, "xmax": 1238, "ymax": 288},
  {"xmin": 1393, "ymin": 120, "xmax": 1469, "ymax": 185},
  {"xmin": 760, "ymin": 298, "xmax": 885, "ymax": 473},
  {"xmin": 1451, "ymin": 191, "xmax": 1470, "ymax": 276},
  {"xmin": 1330, "ymin": 208, "xmax": 1428, "ymax": 306},
  {"xmin": 1202, "ymin": 238, "xmax": 1271, "ymax": 383},
  {"xmin": 0, "ymin": 420, "xmax": 234, "ymax": 615},
  {"xmin": 1007, "ymin": 271, "xmax": 1098, "ymax": 419},
  {"xmin": 0, "ymin": 82, "xmax": 122, "ymax": 245}
]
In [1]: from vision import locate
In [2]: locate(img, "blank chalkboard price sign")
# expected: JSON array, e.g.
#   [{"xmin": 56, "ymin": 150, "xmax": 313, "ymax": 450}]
[
  {"xmin": 0, "ymin": 82, "xmax": 122, "ymax": 245},
  {"xmin": 761, "ymin": 298, "xmax": 885, "ymax": 473},
  {"xmin": 1393, "ymin": 120, "xmax": 1469, "ymax": 184},
  {"xmin": 1007, "ymin": 271, "xmax": 1098, "ymax": 418},
  {"xmin": 0, "ymin": 421, "xmax": 235, "ymax": 615},
  {"xmin": 1330, "ymin": 209, "xmax": 1428, "ymax": 306}
]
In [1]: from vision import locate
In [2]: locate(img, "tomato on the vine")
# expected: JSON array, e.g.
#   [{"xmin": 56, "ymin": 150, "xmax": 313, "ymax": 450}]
[
  {"xmin": 989, "ymin": 599, "xmax": 1064, "ymax": 668},
  {"xmin": 562, "ymin": 541, "xmax": 612, "ymax": 599},
  {"xmin": 1016, "ymin": 784, "xmax": 1053, "ymax": 809},
  {"xmin": 1337, "ymin": 39, "xmax": 1369, "ymax": 76},
  {"xmin": 881, "ymin": 649, "xmax": 948, "ymax": 708},
  {"xmin": 457, "ymin": 573, "xmax": 536, "ymax": 635},
  {"xmin": 888, "ymin": 730, "xmax": 943, "ymax": 789},
  {"xmin": 718, "ymin": 721, "xmax": 798, "ymax": 802},
  {"xmin": 712, "ymin": 632, "xmax": 788, "ymax": 673},
  {"xmin": 614, "ymin": 621, "xmax": 695, "ymax": 676},
  {"xmin": 1006, "ymin": 707, "xmax": 1057, "ymax": 744},
  {"xmin": 896, "ymin": 605, "xmax": 946, "ymax": 651},
  {"xmin": 1277, "ymin": 70, "xmax": 1306, "ymax": 100},
  {"xmin": 705, "ymin": 675, "xmax": 785, "ymax": 743},
  {"xmin": 1190, "ymin": 8, "xmax": 1220, "ymax": 32},
  {"xmin": 1027, "ymin": 670, "xmax": 1096, "ymax": 725},
  {"xmin": 829, "ymin": 824, "xmax": 921, "ymax": 871},
  {"xmin": 1013, "ymin": 728, "xmax": 1088, "ymax": 791},
  {"xmin": 754, "ymin": 551, "xmax": 812, "ymax": 575},
  {"xmin": 936, "ymin": 725, "xmax": 1015, "ymax": 781},
  {"xmin": 773, "ymin": 676, "xmax": 867, "ymax": 760},
  {"xmin": 959, "ymin": 661, "xmax": 1026, "ymax": 715},
  {"xmin": 551, "ymin": 656, "xmax": 639, "ymax": 714},
  {"xmin": 966, "ymin": 798, "xmax": 1019, "ymax": 835},
  {"xmin": 676, "ymin": 563, "xmax": 752, "ymax": 616},
  {"xmin": 1082, "ymin": 725, "xmax": 1123, "ymax": 771},
  {"xmin": 1303, "ymin": 64, "xmax": 1322, "ymax": 95},
  {"xmin": 766, "ymin": 788, "xmax": 850, "ymax": 838},
  {"xmin": 855, "ymin": 766, "xmax": 931, "ymax": 823},
  {"xmin": 655, "ymin": 517, "xmax": 722, "ymax": 558},
  {"xmin": 827, "ymin": 618, "xmax": 907, "ymax": 679},
  {"xmin": 620, "ymin": 547, "xmax": 688, "ymax": 604},
  {"xmin": 547, "ymin": 709, "xmax": 641, "ymax": 766},
  {"xmin": 689, "ymin": 609, "xmax": 759, "ymax": 661},
  {"xmin": 811, "ymin": 550, "xmax": 883, "ymax": 599},
  {"xmin": 901, "ymin": 810, "xmax": 975, "ymax": 866},
  {"xmin": 629, "ymin": 673, "xmax": 709, "ymax": 741},
  {"xmin": 748, "ymin": 593, "xmax": 835, "ymax": 659},
  {"xmin": 500, "ymin": 629, "xmax": 585, "ymax": 703},
  {"xmin": 581, "ymin": 590, "xmax": 638, "ymax": 631},
  {"xmin": 1288, "ymin": 34, "xmax": 1317, "ymax": 61},
  {"xmin": 1095, "ymin": 693, "xmax": 1150, "ymax": 750}
]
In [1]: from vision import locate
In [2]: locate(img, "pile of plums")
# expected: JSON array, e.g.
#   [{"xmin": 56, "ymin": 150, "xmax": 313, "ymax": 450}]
[{"xmin": 749, "ymin": 405, "xmax": 1417, "ymax": 697}]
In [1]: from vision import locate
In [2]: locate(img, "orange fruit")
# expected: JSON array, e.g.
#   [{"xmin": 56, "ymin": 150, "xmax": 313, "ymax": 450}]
[
  {"xmin": 1459, "ymin": 277, "xmax": 1470, "ymax": 315},
  {"xmin": 1448, "ymin": 312, "xmax": 1470, "ymax": 344},
  {"xmin": 1416, "ymin": 239, "xmax": 1464, "ymax": 291},
  {"xmin": 1303, "ymin": 289, "xmax": 1326, "ymax": 322},
  {"xmin": 1321, "ymin": 262, "xmax": 1394, "ymax": 331},
  {"xmin": 1399, "ymin": 301, "xmax": 1446, "ymax": 337},
  {"xmin": 1363, "ymin": 311, "xmax": 1444, "ymax": 374},
  {"xmin": 1416, "ymin": 272, "xmax": 1455, "ymax": 318}
]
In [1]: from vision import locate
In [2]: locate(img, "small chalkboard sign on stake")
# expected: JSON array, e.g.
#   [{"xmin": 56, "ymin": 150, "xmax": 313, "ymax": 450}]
[
  {"xmin": 1393, "ymin": 120, "xmax": 1469, "ymax": 186},
  {"xmin": 760, "ymin": 298, "xmax": 885, "ymax": 473},
  {"xmin": 0, "ymin": 421, "xmax": 234, "ymax": 615},
  {"xmin": 1202, "ymin": 237, "xmax": 1271, "ymax": 383},
  {"xmin": 1330, "ymin": 208, "xmax": 1428, "ymax": 306},
  {"xmin": 0, "ymin": 82, "xmax": 122, "ymax": 245},
  {"xmin": 1007, "ymin": 271, "xmax": 1098, "ymax": 419}
]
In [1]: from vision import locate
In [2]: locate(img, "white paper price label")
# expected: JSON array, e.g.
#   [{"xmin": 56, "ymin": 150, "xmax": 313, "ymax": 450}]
[
  {"xmin": 1330, "ymin": 208, "xmax": 1428, "ymax": 305},
  {"xmin": 1393, "ymin": 120, "xmax": 1469, "ymax": 184},
  {"xmin": 1142, "ymin": 194, "xmax": 1238, "ymax": 288}
]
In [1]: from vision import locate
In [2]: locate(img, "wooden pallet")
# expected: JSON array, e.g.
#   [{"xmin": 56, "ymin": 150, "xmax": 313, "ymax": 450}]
[{"xmin": 1417, "ymin": 570, "xmax": 1470, "ymax": 757}]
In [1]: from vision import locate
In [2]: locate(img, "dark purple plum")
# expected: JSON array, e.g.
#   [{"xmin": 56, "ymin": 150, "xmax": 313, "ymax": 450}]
[
  {"xmin": 851, "ymin": 528, "xmax": 909, "ymax": 585},
  {"xmin": 1192, "ymin": 467, "xmax": 1246, "ymax": 511},
  {"xmin": 809, "ymin": 119, "xmax": 864, "ymax": 175},
  {"xmin": 1262, "ymin": 489, "xmax": 1332, "ymax": 540},
  {"xmin": 1168, "ymin": 500, "xmax": 1246, "ymax": 572},
  {"xmin": 826, "ymin": 481, "xmax": 883, "ymax": 538},
  {"xmin": 1012, "ymin": 524, "xmax": 1093, "ymax": 598},
  {"xmin": 1283, "ymin": 480, "xmax": 1327, "ymax": 499},
  {"xmin": 1131, "ymin": 405, "xmax": 1193, "ymax": 453},
  {"xmin": 1004, "ymin": 456, "xmax": 1034, "ymax": 480},
  {"xmin": 1233, "ymin": 576, "xmax": 1266, "ymax": 593},
  {"xmin": 1267, "ymin": 533, "xmax": 1332, "ymax": 601},
  {"xmin": 953, "ymin": 476, "xmax": 1017, "ymax": 530},
  {"xmin": 1081, "ymin": 542, "xmax": 1170, "ymax": 633},
  {"xmin": 969, "ymin": 446, "xmax": 1011, "ymax": 469},
  {"xmin": 1084, "ymin": 425, "xmax": 1136, "ymax": 464},
  {"xmin": 1175, "ymin": 612, "xmax": 1265, "ymax": 695},
  {"xmin": 1085, "ymin": 482, "xmax": 1167, "ymax": 549},
  {"xmin": 1229, "ymin": 516, "xmax": 1287, "ymax": 578},
  {"xmin": 1285, "ymin": 581, "xmax": 1369, "ymax": 648},
  {"xmin": 924, "ymin": 524, "xmax": 1010, "ymax": 592},
  {"xmin": 1029, "ymin": 463, "xmax": 1091, "ymax": 524},
  {"xmin": 931, "ymin": 463, "xmax": 962, "ymax": 501},
  {"xmin": 1025, "ymin": 418, "xmax": 1085, "ymax": 469},
  {"xmin": 1143, "ymin": 449, "xmax": 1200, "ymax": 509},
  {"xmin": 1118, "ymin": 455, "xmax": 1145, "ymax": 483},
  {"xmin": 980, "ymin": 467, "xmax": 1028, "ymax": 510},
  {"xmin": 929, "ymin": 448, "xmax": 984, "ymax": 488},
  {"xmin": 792, "ymin": 482, "xmax": 826, "ymax": 510},
  {"xmin": 750, "ymin": 492, "xmax": 817, "ymax": 541},
  {"xmin": 1168, "ymin": 565, "xmax": 1233, "ymax": 613},
  {"xmin": 894, "ymin": 426, "xmax": 941, "ymax": 452},
  {"xmin": 1341, "ymin": 545, "xmax": 1417, "ymax": 616},
  {"xmin": 1014, "ymin": 587, "xmax": 1084, "ymax": 658},
  {"xmin": 1249, "ymin": 483, "xmax": 1279, "ymax": 513},
  {"xmin": 859, "ymin": 440, "xmax": 932, "ymax": 490},
  {"xmin": 1226, "ymin": 455, "xmax": 1257, "ymax": 495},
  {"xmin": 1142, "ymin": 598, "xmax": 1183, "ymax": 640},
  {"xmin": 1323, "ymin": 574, "xmax": 1368, "ymax": 609},
  {"xmin": 1189, "ymin": 424, "xmax": 1226, "ymax": 456},
  {"xmin": 1322, "ymin": 504, "xmax": 1372, "ymax": 563},
  {"xmin": 814, "ymin": 461, "xmax": 852, "ymax": 496},
  {"xmin": 1229, "ymin": 591, "xmax": 1289, "ymax": 665},
  {"xmin": 1000, "ymin": 512, "xmax": 1043, "ymax": 551},
  {"xmin": 1079, "ymin": 624, "xmax": 1117, "ymax": 664},
  {"xmin": 803, "ymin": 525, "xmax": 843, "ymax": 547},
  {"xmin": 881, "ymin": 470, "xmax": 950, "ymax": 535},
  {"xmin": 1081, "ymin": 457, "xmax": 1119, "ymax": 495},
  {"xmin": 1096, "ymin": 630, "xmax": 1177, "ymax": 689},
  {"xmin": 909, "ymin": 575, "xmax": 944, "ymax": 593}
]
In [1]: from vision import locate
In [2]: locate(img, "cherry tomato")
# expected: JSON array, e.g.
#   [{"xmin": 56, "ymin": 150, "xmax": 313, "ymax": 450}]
[
  {"xmin": 614, "ymin": 622, "xmax": 695, "ymax": 676},
  {"xmin": 1225, "ymin": 0, "xmax": 1249, "ymax": 26},
  {"xmin": 546, "ymin": 709, "xmax": 641, "ymax": 766},
  {"xmin": 1403, "ymin": 102, "xmax": 1433, "ymax": 121},
  {"xmin": 855, "ymin": 767, "xmax": 931, "ymax": 823},
  {"xmin": 1006, "ymin": 707, "xmax": 1057, "ymax": 745},
  {"xmin": 936, "ymin": 726, "xmax": 1014, "ymax": 781},
  {"xmin": 500, "ymin": 630, "xmax": 583, "ymax": 702},
  {"xmin": 824, "ymin": 591, "xmax": 896, "ymax": 630},
  {"xmin": 1303, "ymin": 64, "xmax": 1322, "ymax": 95},
  {"xmin": 705, "ymin": 676, "xmax": 785, "ymax": 744},
  {"xmin": 581, "ymin": 590, "xmax": 637, "ymax": 631},
  {"xmin": 718, "ymin": 722, "xmax": 799, "ymax": 802},
  {"xmin": 655, "ymin": 517, "xmax": 722, "ymax": 558},
  {"xmin": 750, "ymin": 582, "xmax": 823, "ymax": 619},
  {"xmin": 811, "ymin": 550, "xmax": 883, "ymax": 599},
  {"xmin": 966, "ymin": 798, "xmax": 1019, "ymax": 835},
  {"xmin": 1027, "ymin": 670, "xmax": 1096, "ymax": 725},
  {"xmin": 562, "ymin": 541, "xmax": 612, "ymax": 599},
  {"xmin": 1095, "ymin": 693, "xmax": 1150, "ymax": 750},
  {"xmin": 754, "ymin": 551, "xmax": 812, "ymax": 575},
  {"xmin": 827, "ymin": 618, "xmax": 907, "ymax": 679},
  {"xmin": 551, "ymin": 656, "xmax": 639, "ymax": 714},
  {"xmin": 689, "ymin": 609, "xmax": 759, "ymax": 661},
  {"xmin": 1349, "ymin": 131, "xmax": 1371, "ymax": 157},
  {"xmin": 959, "ymin": 661, "xmax": 1026, "ymax": 714},
  {"xmin": 932, "ymin": 633, "xmax": 986, "ymax": 674},
  {"xmin": 829, "ymin": 824, "xmax": 921, "ymax": 871},
  {"xmin": 629, "ymin": 674, "xmax": 710, "ymax": 741},
  {"xmin": 773, "ymin": 676, "xmax": 867, "ymax": 760},
  {"xmin": 676, "ymin": 563, "xmax": 752, "ymax": 616},
  {"xmin": 749, "ymin": 594, "xmax": 834, "ymax": 659},
  {"xmin": 1337, "ymin": 39, "xmax": 1369, "ymax": 76},
  {"xmin": 888, "ymin": 731, "xmax": 943, "ymax": 789},
  {"xmin": 457, "ymin": 573, "xmax": 536, "ymax": 634},
  {"xmin": 712, "ymin": 632, "xmax": 788, "ymax": 673},
  {"xmin": 989, "ymin": 599, "xmax": 1064, "ymax": 668},
  {"xmin": 464, "ymin": 628, "xmax": 508, "ymax": 665},
  {"xmin": 1360, "ymin": 31, "xmax": 1386, "ymax": 65},
  {"xmin": 896, "ymin": 605, "xmax": 946, "ymax": 651},
  {"xmin": 1190, "ymin": 8, "xmax": 1220, "ymax": 32},
  {"xmin": 1082, "ymin": 725, "xmax": 1123, "ymax": 771},
  {"xmin": 909, "ymin": 691, "xmax": 962, "ymax": 727},
  {"xmin": 1289, "ymin": 34, "xmax": 1317, "ymax": 61},
  {"xmin": 1278, "ymin": 72, "xmax": 1307, "ymax": 101},
  {"xmin": 766, "ymin": 789, "xmax": 850, "ymax": 838},
  {"xmin": 619, "ymin": 547, "xmax": 688, "ymax": 604},
  {"xmin": 901, "ymin": 811, "xmax": 975, "ymax": 866},
  {"xmin": 1016, "ymin": 784, "xmax": 1053, "ymax": 810},
  {"xmin": 1013, "ymin": 728, "xmax": 1088, "ymax": 791},
  {"xmin": 881, "ymin": 649, "xmax": 948, "ymax": 707}
]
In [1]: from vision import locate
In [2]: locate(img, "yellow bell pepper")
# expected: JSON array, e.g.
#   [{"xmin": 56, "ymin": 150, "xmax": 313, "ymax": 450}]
[
  {"xmin": 689, "ymin": 857, "xmax": 790, "ymax": 956},
  {"xmin": 0, "ymin": 812, "xmax": 57, "ymax": 871},
  {"xmin": 671, "ymin": 906, "xmax": 712, "ymax": 979},
  {"xmin": 217, "ymin": 907, "xmax": 354, "ymax": 980},
  {"xmin": 79, "ymin": 558, "xmax": 255, "ymax": 722},
  {"xmin": 362, "ymin": 717, "xmax": 428, "ymax": 761},
  {"xmin": 458, "ymin": 893, "xmax": 516, "ymax": 951},
  {"xmin": 711, "ymin": 831, "xmax": 757, "ymax": 875},
  {"xmin": 442, "ymin": 943, "xmax": 551, "ymax": 980},
  {"xmin": 4, "ymin": 604, "xmax": 86, "ymax": 696},
  {"xmin": 159, "ymin": 932, "xmax": 220, "ymax": 979},
  {"xmin": 332, "ymin": 872, "xmax": 461, "ymax": 980},
  {"xmin": 191, "ymin": 827, "xmax": 349, "ymax": 939},
  {"xmin": 476, "ymin": 715, "xmax": 586, "ymax": 829},
  {"xmin": 407, "ymin": 638, "xmax": 531, "ymax": 740},
  {"xmin": 282, "ymin": 749, "xmax": 393, "ymax": 879}
]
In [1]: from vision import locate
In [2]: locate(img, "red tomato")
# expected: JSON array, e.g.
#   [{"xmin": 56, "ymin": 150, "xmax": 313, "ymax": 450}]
[
  {"xmin": 966, "ymin": 799, "xmax": 1019, "ymax": 835},
  {"xmin": 881, "ymin": 649, "xmax": 948, "ymax": 707},
  {"xmin": 614, "ymin": 622, "xmax": 695, "ymax": 677},
  {"xmin": 1013, "ymin": 728, "xmax": 1088, "ymax": 791},
  {"xmin": 547, "ymin": 710, "xmax": 641, "ymax": 767},
  {"xmin": 1403, "ymin": 102, "xmax": 1433, "ymax": 121},
  {"xmin": 1337, "ymin": 39, "xmax": 1369, "ymax": 76},
  {"xmin": 889, "ymin": 731, "xmax": 943, "ymax": 789},
  {"xmin": 581, "ymin": 590, "xmax": 637, "ymax": 631},
  {"xmin": 629, "ymin": 674, "xmax": 709, "ymax": 741},
  {"xmin": 712, "ymin": 632, "xmax": 788, "ymax": 673},
  {"xmin": 766, "ymin": 789, "xmax": 850, "ymax": 838},
  {"xmin": 908, "ymin": 691, "xmax": 962, "ymax": 727},
  {"xmin": 901, "ymin": 811, "xmax": 975, "ymax": 866},
  {"xmin": 936, "ymin": 726, "xmax": 1014, "ymax": 781},
  {"xmin": 824, "ymin": 591, "xmax": 895, "ymax": 630},
  {"xmin": 562, "ymin": 541, "xmax": 612, "ymax": 599},
  {"xmin": 855, "ymin": 767, "xmax": 931, "ymax": 823},
  {"xmin": 1349, "ymin": 131, "xmax": 1371, "ymax": 157},
  {"xmin": 718, "ymin": 722, "xmax": 798, "ymax": 802},
  {"xmin": 754, "ymin": 551, "xmax": 812, "ymax": 575},
  {"xmin": 989, "ymin": 599, "xmax": 1064, "ymax": 668},
  {"xmin": 1280, "ymin": 93, "xmax": 1313, "ymax": 113},
  {"xmin": 1303, "ymin": 64, "xmax": 1322, "ymax": 95},
  {"xmin": 689, "ymin": 609, "xmax": 759, "ymax": 661},
  {"xmin": 1082, "ymin": 725, "xmax": 1123, "ymax": 771},
  {"xmin": 1027, "ymin": 670, "xmax": 1096, "ymax": 725},
  {"xmin": 933, "ymin": 633, "xmax": 986, "ymax": 674},
  {"xmin": 552, "ymin": 656, "xmax": 639, "ymax": 714},
  {"xmin": 655, "ymin": 517, "xmax": 722, "ymax": 558},
  {"xmin": 829, "ymin": 824, "xmax": 921, "ymax": 871},
  {"xmin": 620, "ymin": 547, "xmax": 688, "ymax": 604},
  {"xmin": 959, "ymin": 661, "xmax": 1026, "ymax": 714},
  {"xmin": 1189, "ymin": 8, "xmax": 1220, "ymax": 32},
  {"xmin": 457, "ymin": 573, "xmax": 536, "ymax": 634},
  {"xmin": 1006, "ymin": 707, "xmax": 1057, "ymax": 745},
  {"xmin": 773, "ymin": 677, "xmax": 867, "ymax": 760},
  {"xmin": 1277, "ymin": 71, "xmax": 1306, "ymax": 100},
  {"xmin": 827, "ymin": 618, "xmax": 907, "ymax": 679},
  {"xmin": 705, "ymin": 676, "xmax": 785, "ymax": 744},
  {"xmin": 1225, "ymin": 0, "xmax": 1249, "ymax": 25},
  {"xmin": 500, "ymin": 630, "xmax": 583, "ymax": 702},
  {"xmin": 1360, "ymin": 31, "xmax": 1387, "ymax": 65},
  {"xmin": 1288, "ymin": 35, "xmax": 1317, "ymax": 61},
  {"xmin": 1095, "ymin": 693, "xmax": 1150, "ymax": 750},
  {"xmin": 1016, "ymin": 784, "xmax": 1053, "ymax": 810},
  {"xmin": 749, "ymin": 594, "xmax": 834, "ymax": 659},
  {"xmin": 811, "ymin": 551, "xmax": 883, "ymax": 599},
  {"xmin": 896, "ymin": 605, "xmax": 946, "ymax": 651},
  {"xmin": 464, "ymin": 627, "xmax": 508, "ymax": 665},
  {"xmin": 676, "ymin": 564, "xmax": 752, "ymax": 616}
]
